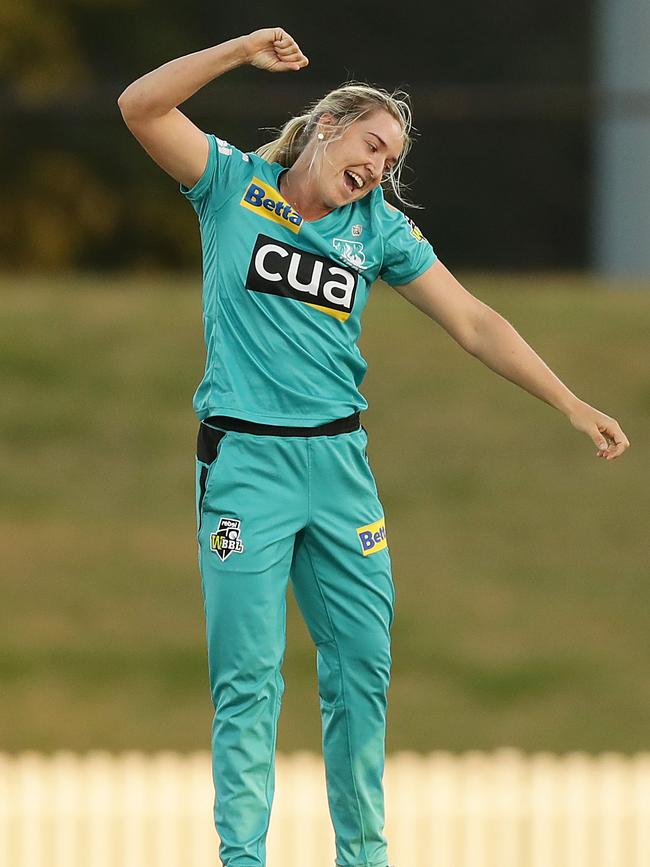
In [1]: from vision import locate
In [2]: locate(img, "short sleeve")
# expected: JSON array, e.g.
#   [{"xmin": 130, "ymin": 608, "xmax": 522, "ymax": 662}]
[
  {"xmin": 180, "ymin": 133, "xmax": 253, "ymax": 217},
  {"xmin": 378, "ymin": 202, "xmax": 437, "ymax": 287}
]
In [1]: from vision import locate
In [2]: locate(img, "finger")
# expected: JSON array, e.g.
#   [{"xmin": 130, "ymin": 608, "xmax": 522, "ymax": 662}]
[
  {"xmin": 597, "ymin": 430, "xmax": 630, "ymax": 459},
  {"xmin": 596, "ymin": 438, "xmax": 618, "ymax": 457},
  {"xmin": 273, "ymin": 60, "xmax": 308, "ymax": 73},
  {"xmin": 608, "ymin": 436, "xmax": 630, "ymax": 459},
  {"xmin": 275, "ymin": 45, "xmax": 307, "ymax": 62},
  {"xmin": 594, "ymin": 430, "xmax": 610, "ymax": 451},
  {"xmin": 273, "ymin": 31, "xmax": 295, "ymax": 49},
  {"xmin": 275, "ymin": 50, "xmax": 308, "ymax": 65},
  {"xmin": 595, "ymin": 434, "xmax": 613, "ymax": 456},
  {"xmin": 594, "ymin": 422, "xmax": 619, "ymax": 449},
  {"xmin": 282, "ymin": 55, "xmax": 309, "ymax": 69},
  {"xmin": 274, "ymin": 40, "xmax": 300, "ymax": 53}
]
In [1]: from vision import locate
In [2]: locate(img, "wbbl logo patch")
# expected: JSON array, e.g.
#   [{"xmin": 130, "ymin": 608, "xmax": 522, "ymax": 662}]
[
  {"xmin": 210, "ymin": 517, "xmax": 245, "ymax": 561},
  {"xmin": 246, "ymin": 234, "xmax": 358, "ymax": 321},
  {"xmin": 356, "ymin": 517, "xmax": 388, "ymax": 556}
]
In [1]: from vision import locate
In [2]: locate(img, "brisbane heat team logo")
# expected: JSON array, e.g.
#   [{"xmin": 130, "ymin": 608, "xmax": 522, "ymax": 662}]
[
  {"xmin": 246, "ymin": 234, "xmax": 358, "ymax": 321},
  {"xmin": 210, "ymin": 517, "xmax": 245, "ymax": 561},
  {"xmin": 332, "ymin": 238, "xmax": 367, "ymax": 271}
]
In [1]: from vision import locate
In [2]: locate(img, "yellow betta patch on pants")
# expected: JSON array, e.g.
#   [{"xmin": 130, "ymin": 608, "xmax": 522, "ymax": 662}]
[{"xmin": 356, "ymin": 517, "xmax": 388, "ymax": 556}]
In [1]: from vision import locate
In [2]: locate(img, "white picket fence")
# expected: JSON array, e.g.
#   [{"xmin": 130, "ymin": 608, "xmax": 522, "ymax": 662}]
[{"xmin": 2, "ymin": 749, "xmax": 650, "ymax": 867}]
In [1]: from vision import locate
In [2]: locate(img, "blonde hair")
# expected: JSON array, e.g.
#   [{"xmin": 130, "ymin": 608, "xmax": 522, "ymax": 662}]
[{"xmin": 256, "ymin": 82, "xmax": 418, "ymax": 208}]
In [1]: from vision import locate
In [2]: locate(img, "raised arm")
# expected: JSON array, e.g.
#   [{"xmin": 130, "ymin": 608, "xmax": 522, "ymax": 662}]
[
  {"xmin": 117, "ymin": 28, "xmax": 309, "ymax": 188},
  {"xmin": 392, "ymin": 259, "xmax": 631, "ymax": 461}
]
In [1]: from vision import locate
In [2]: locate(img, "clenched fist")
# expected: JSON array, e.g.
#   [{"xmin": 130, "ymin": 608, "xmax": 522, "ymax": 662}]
[{"xmin": 242, "ymin": 28, "xmax": 309, "ymax": 73}]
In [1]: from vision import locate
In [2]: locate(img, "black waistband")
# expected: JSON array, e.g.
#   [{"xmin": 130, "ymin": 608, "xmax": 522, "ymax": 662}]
[{"xmin": 201, "ymin": 412, "xmax": 361, "ymax": 438}]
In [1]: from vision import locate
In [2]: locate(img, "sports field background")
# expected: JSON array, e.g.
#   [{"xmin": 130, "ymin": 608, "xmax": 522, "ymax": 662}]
[{"xmin": 1, "ymin": 273, "xmax": 647, "ymax": 753}]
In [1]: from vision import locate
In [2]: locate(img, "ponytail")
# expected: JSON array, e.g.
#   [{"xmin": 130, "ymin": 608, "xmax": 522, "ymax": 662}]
[{"xmin": 256, "ymin": 113, "xmax": 313, "ymax": 167}]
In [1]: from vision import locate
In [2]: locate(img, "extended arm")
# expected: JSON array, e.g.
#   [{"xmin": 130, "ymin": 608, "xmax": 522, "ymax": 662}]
[
  {"xmin": 117, "ymin": 29, "xmax": 308, "ymax": 188},
  {"xmin": 392, "ymin": 260, "xmax": 631, "ymax": 460}
]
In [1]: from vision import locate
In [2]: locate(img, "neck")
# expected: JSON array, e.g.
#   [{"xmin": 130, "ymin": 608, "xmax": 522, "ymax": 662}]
[{"xmin": 279, "ymin": 157, "xmax": 333, "ymax": 222}]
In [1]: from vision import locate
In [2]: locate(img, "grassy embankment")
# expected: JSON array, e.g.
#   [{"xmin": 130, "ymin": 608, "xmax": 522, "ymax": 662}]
[{"xmin": 1, "ymin": 273, "xmax": 648, "ymax": 752}]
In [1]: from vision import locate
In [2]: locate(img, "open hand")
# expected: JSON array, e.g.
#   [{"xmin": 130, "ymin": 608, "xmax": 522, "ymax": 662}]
[
  {"xmin": 568, "ymin": 399, "xmax": 630, "ymax": 461},
  {"xmin": 242, "ymin": 28, "xmax": 309, "ymax": 73}
]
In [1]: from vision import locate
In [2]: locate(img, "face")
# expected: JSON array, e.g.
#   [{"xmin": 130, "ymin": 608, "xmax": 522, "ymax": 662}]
[{"xmin": 316, "ymin": 109, "xmax": 404, "ymax": 208}]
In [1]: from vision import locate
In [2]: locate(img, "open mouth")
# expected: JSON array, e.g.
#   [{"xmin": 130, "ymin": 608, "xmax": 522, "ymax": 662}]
[{"xmin": 343, "ymin": 170, "xmax": 364, "ymax": 194}]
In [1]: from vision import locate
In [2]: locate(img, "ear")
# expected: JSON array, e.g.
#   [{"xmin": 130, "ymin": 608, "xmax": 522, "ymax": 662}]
[{"xmin": 317, "ymin": 112, "xmax": 338, "ymax": 137}]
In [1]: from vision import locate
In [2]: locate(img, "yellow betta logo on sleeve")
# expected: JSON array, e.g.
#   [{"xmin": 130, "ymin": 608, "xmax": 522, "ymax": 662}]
[
  {"xmin": 356, "ymin": 516, "xmax": 388, "ymax": 556},
  {"xmin": 406, "ymin": 215, "xmax": 426, "ymax": 242},
  {"xmin": 240, "ymin": 177, "xmax": 303, "ymax": 233},
  {"xmin": 384, "ymin": 201, "xmax": 427, "ymax": 242}
]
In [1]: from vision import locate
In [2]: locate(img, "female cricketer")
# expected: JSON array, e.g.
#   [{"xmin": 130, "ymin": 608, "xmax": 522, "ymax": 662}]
[{"xmin": 118, "ymin": 26, "xmax": 630, "ymax": 867}]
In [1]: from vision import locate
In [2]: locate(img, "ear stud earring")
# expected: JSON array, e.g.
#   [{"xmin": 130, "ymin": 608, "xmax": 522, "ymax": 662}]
[{"xmin": 317, "ymin": 133, "xmax": 324, "ymax": 140}]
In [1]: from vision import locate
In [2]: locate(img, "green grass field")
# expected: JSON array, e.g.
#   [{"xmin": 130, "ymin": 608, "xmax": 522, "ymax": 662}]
[{"xmin": 1, "ymin": 273, "xmax": 648, "ymax": 753}]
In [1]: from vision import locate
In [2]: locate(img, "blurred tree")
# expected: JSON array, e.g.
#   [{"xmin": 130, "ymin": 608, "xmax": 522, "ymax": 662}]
[
  {"xmin": 0, "ymin": 0, "xmax": 592, "ymax": 271},
  {"xmin": 0, "ymin": 1, "xmax": 88, "ymax": 99}
]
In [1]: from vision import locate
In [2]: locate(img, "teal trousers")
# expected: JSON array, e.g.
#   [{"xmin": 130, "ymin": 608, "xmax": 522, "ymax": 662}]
[{"xmin": 195, "ymin": 418, "xmax": 394, "ymax": 867}]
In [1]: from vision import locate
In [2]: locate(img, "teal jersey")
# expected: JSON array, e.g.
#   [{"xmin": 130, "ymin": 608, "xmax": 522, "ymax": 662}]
[{"xmin": 181, "ymin": 133, "xmax": 437, "ymax": 425}]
